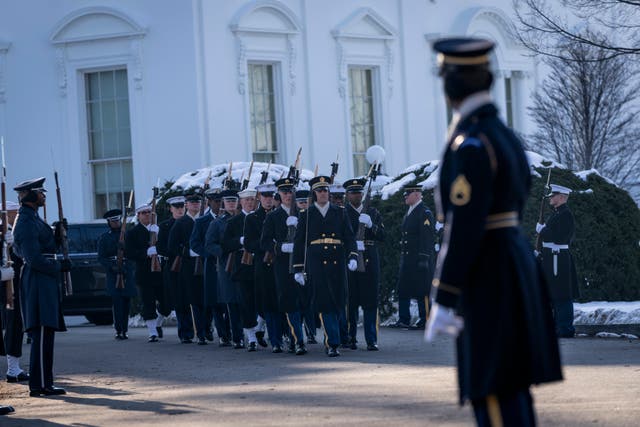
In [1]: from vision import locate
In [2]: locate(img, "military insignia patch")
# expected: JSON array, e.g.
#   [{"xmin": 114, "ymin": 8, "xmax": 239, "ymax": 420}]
[
  {"xmin": 424, "ymin": 218, "xmax": 431, "ymax": 226},
  {"xmin": 450, "ymin": 174, "xmax": 471, "ymax": 206}
]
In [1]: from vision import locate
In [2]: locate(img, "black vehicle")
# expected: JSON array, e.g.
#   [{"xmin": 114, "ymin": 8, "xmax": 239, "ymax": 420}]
[{"xmin": 62, "ymin": 222, "xmax": 113, "ymax": 325}]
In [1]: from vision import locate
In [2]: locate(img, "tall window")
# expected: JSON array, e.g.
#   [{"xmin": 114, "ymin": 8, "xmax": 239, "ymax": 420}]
[
  {"xmin": 85, "ymin": 69, "xmax": 134, "ymax": 217},
  {"xmin": 248, "ymin": 63, "xmax": 279, "ymax": 163},
  {"xmin": 349, "ymin": 67, "xmax": 376, "ymax": 176},
  {"xmin": 504, "ymin": 76, "xmax": 514, "ymax": 128}
]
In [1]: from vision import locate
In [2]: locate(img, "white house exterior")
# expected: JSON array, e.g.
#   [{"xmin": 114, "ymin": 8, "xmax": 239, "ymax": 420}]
[{"xmin": 0, "ymin": 0, "xmax": 537, "ymax": 221}]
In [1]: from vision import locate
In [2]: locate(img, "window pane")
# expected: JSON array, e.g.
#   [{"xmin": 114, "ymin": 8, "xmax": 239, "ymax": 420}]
[
  {"xmin": 87, "ymin": 74, "xmax": 100, "ymax": 101},
  {"xmin": 93, "ymin": 163, "xmax": 107, "ymax": 193},
  {"xmin": 116, "ymin": 100, "xmax": 130, "ymax": 128},
  {"xmin": 89, "ymin": 102, "xmax": 102, "ymax": 132},
  {"xmin": 115, "ymin": 69, "xmax": 128, "ymax": 98},
  {"xmin": 99, "ymin": 71, "xmax": 115, "ymax": 100},
  {"xmin": 101, "ymin": 100, "xmax": 116, "ymax": 130},
  {"xmin": 349, "ymin": 68, "xmax": 377, "ymax": 176},
  {"xmin": 117, "ymin": 130, "xmax": 132, "ymax": 157},
  {"xmin": 248, "ymin": 63, "xmax": 278, "ymax": 161},
  {"xmin": 90, "ymin": 131, "xmax": 102, "ymax": 160},
  {"xmin": 102, "ymin": 130, "xmax": 117, "ymax": 158}
]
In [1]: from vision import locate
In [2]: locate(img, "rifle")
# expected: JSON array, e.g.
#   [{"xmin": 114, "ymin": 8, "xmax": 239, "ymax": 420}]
[
  {"xmin": 355, "ymin": 163, "xmax": 380, "ymax": 272},
  {"xmin": 259, "ymin": 161, "xmax": 271, "ymax": 185},
  {"xmin": 535, "ymin": 168, "xmax": 552, "ymax": 252},
  {"xmin": 329, "ymin": 153, "xmax": 339, "ymax": 184},
  {"xmin": 150, "ymin": 185, "xmax": 161, "ymax": 272},
  {"xmin": 287, "ymin": 148, "xmax": 302, "ymax": 273},
  {"xmin": 115, "ymin": 190, "xmax": 134, "ymax": 288},
  {"xmin": 242, "ymin": 161, "xmax": 254, "ymax": 191},
  {"xmin": 193, "ymin": 170, "xmax": 212, "ymax": 276},
  {"xmin": 1, "ymin": 137, "xmax": 14, "ymax": 309},
  {"xmin": 54, "ymin": 171, "xmax": 73, "ymax": 296}
]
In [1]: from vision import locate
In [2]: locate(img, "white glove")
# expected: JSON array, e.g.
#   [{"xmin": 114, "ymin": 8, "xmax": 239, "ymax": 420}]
[
  {"xmin": 294, "ymin": 272, "xmax": 305, "ymax": 286},
  {"xmin": 189, "ymin": 249, "xmax": 199, "ymax": 257},
  {"xmin": 533, "ymin": 249, "xmax": 540, "ymax": 258},
  {"xmin": 0, "ymin": 266, "xmax": 14, "ymax": 281},
  {"xmin": 4, "ymin": 230, "xmax": 13, "ymax": 245},
  {"xmin": 240, "ymin": 236, "xmax": 245, "ymax": 245},
  {"xmin": 434, "ymin": 243, "xmax": 440, "ymax": 252},
  {"xmin": 435, "ymin": 222, "xmax": 444, "ymax": 232},
  {"xmin": 281, "ymin": 243, "xmax": 294, "ymax": 253},
  {"xmin": 348, "ymin": 259, "xmax": 357, "ymax": 271},
  {"xmin": 424, "ymin": 303, "xmax": 464, "ymax": 342},
  {"xmin": 147, "ymin": 224, "xmax": 159, "ymax": 234},
  {"xmin": 146, "ymin": 246, "xmax": 157, "ymax": 257},
  {"xmin": 356, "ymin": 241, "xmax": 365, "ymax": 251},
  {"xmin": 535, "ymin": 222, "xmax": 545, "ymax": 234},
  {"xmin": 358, "ymin": 213, "xmax": 373, "ymax": 228},
  {"xmin": 286, "ymin": 216, "xmax": 298, "ymax": 227}
]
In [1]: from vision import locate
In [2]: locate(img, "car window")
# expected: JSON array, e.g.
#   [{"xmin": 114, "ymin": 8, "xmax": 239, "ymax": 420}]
[
  {"xmin": 68, "ymin": 224, "xmax": 108, "ymax": 254},
  {"xmin": 66, "ymin": 226, "xmax": 84, "ymax": 253}
]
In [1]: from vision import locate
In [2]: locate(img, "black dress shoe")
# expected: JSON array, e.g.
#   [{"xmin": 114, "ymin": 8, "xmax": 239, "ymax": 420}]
[
  {"xmin": 181, "ymin": 338, "xmax": 193, "ymax": 344},
  {"xmin": 121, "ymin": 332, "xmax": 129, "ymax": 340},
  {"xmin": 197, "ymin": 338, "xmax": 207, "ymax": 346},
  {"xmin": 233, "ymin": 341, "xmax": 245, "ymax": 349},
  {"xmin": 287, "ymin": 344, "xmax": 296, "ymax": 354},
  {"xmin": 115, "ymin": 333, "xmax": 123, "ymax": 340},
  {"xmin": 295, "ymin": 344, "xmax": 307, "ymax": 355},
  {"xmin": 247, "ymin": 342, "xmax": 257, "ymax": 352},
  {"xmin": 391, "ymin": 321, "xmax": 411, "ymax": 329},
  {"xmin": 367, "ymin": 343, "xmax": 379, "ymax": 351},
  {"xmin": 349, "ymin": 340, "xmax": 358, "ymax": 350},
  {"xmin": 410, "ymin": 322, "xmax": 425, "ymax": 330},
  {"xmin": 256, "ymin": 331, "xmax": 268, "ymax": 348},
  {"xmin": 156, "ymin": 326, "xmax": 164, "ymax": 339},
  {"xmin": 272, "ymin": 345, "xmax": 283, "ymax": 353},
  {"xmin": 307, "ymin": 335, "xmax": 318, "ymax": 344},
  {"xmin": 340, "ymin": 342, "xmax": 350, "ymax": 349},
  {"xmin": 6, "ymin": 372, "xmax": 30, "ymax": 383},
  {"xmin": 0, "ymin": 405, "xmax": 15, "ymax": 415},
  {"xmin": 30, "ymin": 386, "xmax": 66, "ymax": 397},
  {"xmin": 327, "ymin": 347, "xmax": 340, "ymax": 357},
  {"xmin": 148, "ymin": 335, "xmax": 159, "ymax": 343},
  {"xmin": 219, "ymin": 337, "xmax": 232, "ymax": 347},
  {"xmin": 206, "ymin": 330, "xmax": 214, "ymax": 342}
]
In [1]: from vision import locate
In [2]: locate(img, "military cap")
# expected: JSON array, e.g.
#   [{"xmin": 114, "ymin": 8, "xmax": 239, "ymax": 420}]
[
  {"xmin": 238, "ymin": 188, "xmax": 257, "ymax": 199},
  {"xmin": 220, "ymin": 189, "xmax": 239, "ymax": 199},
  {"xmin": 295, "ymin": 190, "xmax": 310, "ymax": 200},
  {"xmin": 13, "ymin": 177, "xmax": 46, "ymax": 192},
  {"xmin": 343, "ymin": 178, "xmax": 366, "ymax": 193},
  {"xmin": 309, "ymin": 175, "xmax": 330, "ymax": 191},
  {"xmin": 256, "ymin": 183, "xmax": 276, "ymax": 196},
  {"xmin": 546, "ymin": 184, "xmax": 572, "ymax": 197},
  {"xmin": 166, "ymin": 196, "xmax": 185, "ymax": 206},
  {"xmin": 184, "ymin": 193, "xmax": 202, "ymax": 203},
  {"xmin": 432, "ymin": 37, "xmax": 494, "ymax": 68},
  {"xmin": 275, "ymin": 177, "xmax": 296, "ymax": 191},
  {"xmin": 103, "ymin": 208, "xmax": 122, "ymax": 220},
  {"xmin": 329, "ymin": 183, "xmax": 345, "ymax": 195},
  {"xmin": 205, "ymin": 188, "xmax": 222, "ymax": 200},
  {"xmin": 402, "ymin": 184, "xmax": 423, "ymax": 196},
  {"xmin": 135, "ymin": 204, "xmax": 152, "ymax": 214}
]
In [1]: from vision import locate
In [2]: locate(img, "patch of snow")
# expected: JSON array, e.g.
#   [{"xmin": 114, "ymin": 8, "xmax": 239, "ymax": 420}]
[
  {"xmin": 595, "ymin": 332, "xmax": 621, "ymax": 338},
  {"xmin": 574, "ymin": 169, "xmax": 616, "ymax": 185},
  {"xmin": 574, "ymin": 301, "xmax": 640, "ymax": 325},
  {"xmin": 621, "ymin": 333, "xmax": 638, "ymax": 340},
  {"xmin": 380, "ymin": 173, "xmax": 416, "ymax": 200}
]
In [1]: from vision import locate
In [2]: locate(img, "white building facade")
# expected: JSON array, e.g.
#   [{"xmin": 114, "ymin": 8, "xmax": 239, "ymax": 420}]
[{"xmin": 0, "ymin": 0, "xmax": 536, "ymax": 221}]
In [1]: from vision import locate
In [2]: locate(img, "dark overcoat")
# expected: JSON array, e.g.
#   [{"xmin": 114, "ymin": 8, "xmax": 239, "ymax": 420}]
[
  {"xmin": 205, "ymin": 212, "xmax": 241, "ymax": 304},
  {"xmin": 156, "ymin": 217, "xmax": 176, "ymax": 310},
  {"xmin": 125, "ymin": 223, "xmax": 163, "ymax": 290},
  {"xmin": 345, "ymin": 203, "xmax": 385, "ymax": 309},
  {"xmin": 433, "ymin": 102, "xmax": 562, "ymax": 403},
  {"xmin": 397, "ymin": 201, "xmax": 435, "ymax": 299},
  {"xmin": 260, "ymin": 206, "xmax": 301, "ymax": 313},
  {"xmin": 190, "ymin": 212, "xmax": 218, "ymax": 307},
  {"xmin": 292, "ymin": 204, "xmax": 358, "ymax": 313},
  {"xmin": 12, "ymin": 205, "xmax": 66, "ymax": 332},
  {"xmin": 168, "ymin": 214, "xmax": 203, "ymax": 308},
  {"xmin": 97, "ymin": 227, "xmax": 137, "ymax": 297},
  {"xmin": 244, "ymin": 206, "xmax": 278, "ymax": 313},
  {"xmin": 539, "ymin": 204, "xmax": 578, "ymax": 302}
]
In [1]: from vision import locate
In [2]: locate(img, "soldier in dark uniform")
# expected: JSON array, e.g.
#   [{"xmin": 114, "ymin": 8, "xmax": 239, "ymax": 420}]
[
  {"xmin": 244, "ymin": 184, "xmax": 277, "ymax": 349},
  {"xmin": 537, "ymin": 184, "xmax": 578, "ymax": 338},
  {"xmin": 0, "ymin": 263, "xmax": 17, "ymax": 414},
  {"xmin": 1, "ymin": 200, "xmax": 29, "ymax": 383},
  {"xmin": 12, "ymin": 177, "xmax": 68, "ymax": 396},
  {"xmin": 97, "ymin": 208, "xmax": 137, "ymax": 340},
  {"xmin": 222, "ymin": 188, "xmax": 260, "ymax": 351},
  {"xmin": 294, "ymin": 189, "xmax": 317, "ymax": 344},
  {"xmin": 343, "ymin": 178, "xmax": 385, "ymax": 350},
  {"xmin": 425, "ymin": 38, "xmax": 562, "ymax": 425},
  {"xmin": 395, "ymin": 185, "xmax": 435, "ymax": 329},
  {"xmin": 293, "ymin": 176, "xmax": 358, "ymax": 357},
  {"xmin": 156, "ymin": 196, "xmax": 185, "ymax": 338},
  {"xmin": 168, "ymin": 193, "xmax": 208, "ymax": 344},
  {"xmin": 205, "ymin": 189, "xmax": 244, "ymax": 348},
  {"xmin": 261, "ymin": 178, "xmax": 306, "ymax": 354},
  {"xmin": 190, "ymin": 188, "xmax": 231, "ymax": 345},
  {"xmin": 329, "ymin": 183, "xmax": 345, "ymax": 207}
]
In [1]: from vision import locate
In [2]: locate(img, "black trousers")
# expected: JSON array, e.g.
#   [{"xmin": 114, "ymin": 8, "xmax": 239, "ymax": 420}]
[
  {"xmin": 211, "ymin": 303, "xmax": 230, "ymax": 340},
  {"xmin": 111, "ymin": 295, "xmax": 130, "ymax": 334},
  {"xmin": 29, "ymin": 326, "xmax": 55, "ymax": 390},
  {"xmin": 472, "ymin": 389, "xmax": 536, "ymax": 427},
  {"xmin": 238, "ymin": 280, "xmax": 258, "ymax": 330},
  {"xmin": 1, "ymin": 293, "xmax": 25, "ymax": 357},
  {"xmin": 139, "ymin": 283, "xmax": 171, "ymax": 320}
]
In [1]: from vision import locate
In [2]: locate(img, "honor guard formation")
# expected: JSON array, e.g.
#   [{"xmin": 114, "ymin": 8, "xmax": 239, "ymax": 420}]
[{"xmin": 0, "ymin": 37, "xmax": 567, "ymax": 425}]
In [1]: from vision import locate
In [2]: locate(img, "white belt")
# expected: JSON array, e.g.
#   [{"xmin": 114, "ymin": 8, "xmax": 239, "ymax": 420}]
[{"xmin": 542, "ymin": 243, "xmax": 569, "ymax": 251}]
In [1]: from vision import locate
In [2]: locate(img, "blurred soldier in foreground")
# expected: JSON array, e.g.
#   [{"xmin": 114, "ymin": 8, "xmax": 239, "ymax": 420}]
[
  {"xmin": 425, "ymin": 38, "xmax": 562, "ymax": 425},
  {"xmin": 536, "ymin": 184, "xmax": 578, "ymax": 338}
]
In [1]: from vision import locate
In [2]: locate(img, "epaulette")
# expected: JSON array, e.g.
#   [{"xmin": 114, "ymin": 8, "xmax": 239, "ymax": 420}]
[{"xmin": 451, "ymin": 134, "xmax": 482, "ymax": 152}]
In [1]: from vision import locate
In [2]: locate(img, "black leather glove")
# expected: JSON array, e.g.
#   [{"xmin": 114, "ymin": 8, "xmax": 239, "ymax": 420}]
[{"xmin": 59, "ymin": 258, "xmax": 73, "ymax": 273}]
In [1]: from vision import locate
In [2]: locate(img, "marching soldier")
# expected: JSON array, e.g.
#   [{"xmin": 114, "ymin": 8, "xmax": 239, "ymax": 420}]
[
  {"xmin": 1, "ymin": 200, "xmax": 29, "ymax": 383},
  {"xmin": 537, "ymin": 184, "xmax": 578, "ymax": 338},
  {"xmin": 190, "ymin": 188, "xmax": 231, "ymax": 345},
  {"xmin": 343, "ymin": 178, "xmax": 385, "ymax": 350},
  {"xmin": 12, "ymin": 177, "xmax": 68, "ymax": 396},
  {"xmin": 425, "ymin": 37, "xmax": 562, "ymax": 424},
  {"xmin": 156, "ymin": 196, "xmax": 185, "ymax": 338},
  {"xmin": 395, "ymin": 185, "xmax": 435, "ymax": 330},
  {"xmin": 222, "ymin": 188, "xmax": 260, "ymax": 351},
  {"xmin": 0, "ymin": 268, "xmax": 17, "ymax": 414},
  {"xmin": 329, "ymin": 183, "xmax": 345, "ymax": 207},
  {"xmin": 97, "ymin": 209, "xmax": 137, "ymax": 340},
  {"xmin": 294, "ymin": 189, "xmax": 317, "ymax": 344},
  {"xmin": 243, "ymin": 184, "xmax": 277, "ymax": 349},
  {"xmin": 168, "ymin": 193, "xmax": 207, "ymax": 344},
  {"xmin": 205, "ymin": 188, "xmax": 244, "ymax": 348},
  {"xmin": 293, "ymin": 176, "xmax": 358, "ymax": 357},
  {"xmin": 261, "ymin": 178, "xmax": 306, "ymax": 354}
]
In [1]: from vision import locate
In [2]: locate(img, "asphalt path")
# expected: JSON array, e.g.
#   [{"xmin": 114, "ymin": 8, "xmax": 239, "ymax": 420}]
[{"xmin": 0, "ymin": 319, "xmax": 638, "ymax": 426}]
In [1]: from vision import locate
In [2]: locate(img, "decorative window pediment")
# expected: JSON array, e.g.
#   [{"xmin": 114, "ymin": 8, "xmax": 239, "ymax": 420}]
[
  {"xmin": 332, "ymin": 7, "xmax": 397, "ymax": 40},
  {"xmin": 230, "ymin": 0, "xmax": 301, "ymax": 35},
  {"xmin": 50, "ymin": 7, "xmax": 146, "ymax": 45}
]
